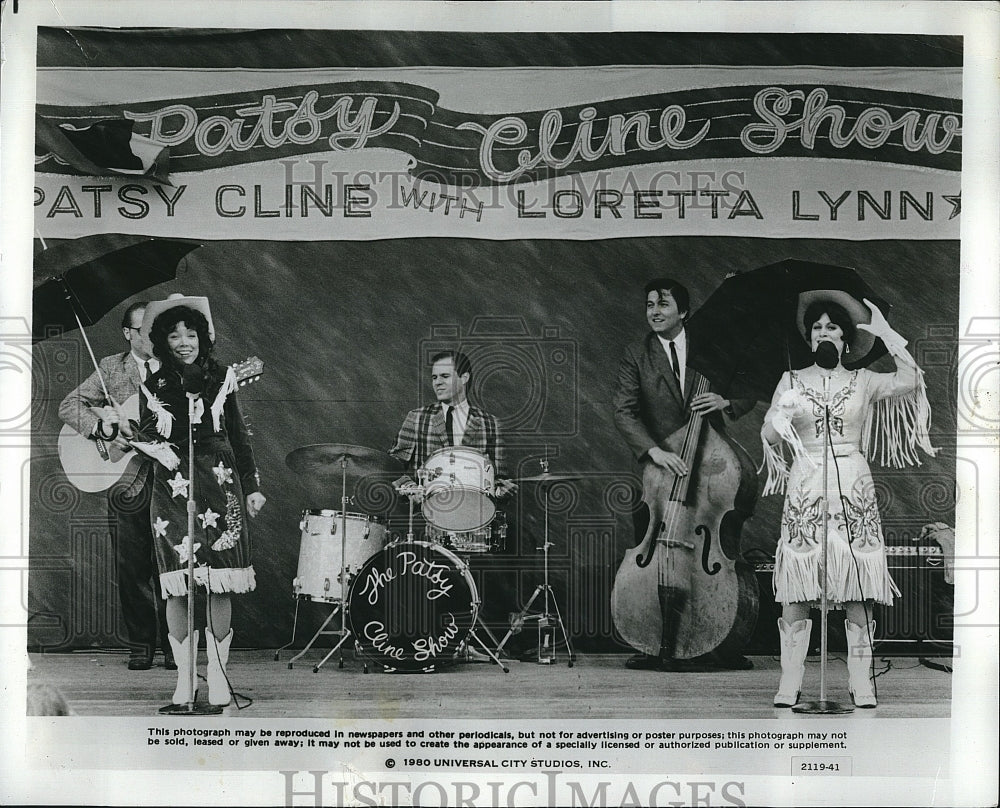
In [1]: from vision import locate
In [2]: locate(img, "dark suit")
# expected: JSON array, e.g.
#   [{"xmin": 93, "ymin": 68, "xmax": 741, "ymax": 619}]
[
  {"xmin": 613, "ymin": 331, "xmax": 754, "ymax": 462},
  {"xmin": 388, "ymin": 402, "xmax": 507, "ymax": 479},
  {"xmin": 59, "ymin": 351, "xmax": 168, "ymax": 663},
  {"xmin": 612, "ymin": 330, "xmax": 756, "ymax": 667}
]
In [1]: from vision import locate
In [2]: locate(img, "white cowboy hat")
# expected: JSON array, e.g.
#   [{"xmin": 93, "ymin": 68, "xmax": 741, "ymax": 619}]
[
  {"xmin": 140, "ymin": 293, "xmax": 215, "ymax": 342},
  {"xmin": 795, "ymin": 288, "xmax": 877, "ymax": 362}
]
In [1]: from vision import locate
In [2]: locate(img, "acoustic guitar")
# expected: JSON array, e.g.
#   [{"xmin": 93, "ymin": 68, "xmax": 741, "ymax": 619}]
[{"xmin": 58, "ymin": 356, "xmax": 263, "ymax": 493}]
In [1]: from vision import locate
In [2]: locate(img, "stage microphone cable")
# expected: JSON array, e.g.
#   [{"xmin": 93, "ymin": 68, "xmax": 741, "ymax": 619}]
[
  {"xmin": 825, "ymin": 407, "xmax": 879, "ymax": 704},
  {"xmin": 205, "ymin": 567, "xmax": 254, "ymax": 710}
]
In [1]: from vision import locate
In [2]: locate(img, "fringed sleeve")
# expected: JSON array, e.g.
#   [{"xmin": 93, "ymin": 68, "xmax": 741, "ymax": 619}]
[
  {"xmin": 135, "ymin": 381, "xmax": 181, "ymax": 470},
  {"xmin": 760, "ymin": 435, "xmax": 791, "ymax": 497},
  {"xmin": 140, "ymin": 383, "xmax": 174, "ymax": 437},
  {"xmin": 861, "ymin": 364, "xmax": 937, "ymax": 468},
  {"xmin": 760, "ymin": 372, "xmax": 814, "ymax": 496}
]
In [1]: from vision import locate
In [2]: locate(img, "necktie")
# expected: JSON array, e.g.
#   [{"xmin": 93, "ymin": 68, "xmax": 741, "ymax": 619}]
[
  {"xmin": 143, "ymin": 360, "xmax": 152, "ymax": 382},
  {"xmin": 445, "ymin": 406, "xmax": 454, "ymax": 445},
  {"xmin": 669, "ymin": 341, "xmax": 681, "ymax": 385}
]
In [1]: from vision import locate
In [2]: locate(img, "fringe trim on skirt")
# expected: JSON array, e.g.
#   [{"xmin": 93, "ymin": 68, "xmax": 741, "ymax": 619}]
[
  {"xmin": 773, "ymin": 542, "xmax": 900, "ymax": 606},
  {"xmin": 160, "ymin": 565, "xmax": 256, "ymax": 598}
]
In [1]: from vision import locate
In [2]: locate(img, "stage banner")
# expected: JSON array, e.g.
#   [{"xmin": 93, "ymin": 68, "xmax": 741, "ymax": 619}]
[{"xmin": 35, "ymin": 64, "xmax": 962, "ymax": 241}]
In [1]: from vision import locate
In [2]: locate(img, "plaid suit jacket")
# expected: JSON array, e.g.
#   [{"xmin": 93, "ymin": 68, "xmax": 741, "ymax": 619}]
[
  {"xmin": 58, "ymin": 350, "xmax": 152, "ymax": 492},
  {"xmin": 388, "ymin": 402, "xmax": 507, "ymax": 479},
  {"xmin": 59, "ymin": 351, "xmax": 142, "ymax": 435}
]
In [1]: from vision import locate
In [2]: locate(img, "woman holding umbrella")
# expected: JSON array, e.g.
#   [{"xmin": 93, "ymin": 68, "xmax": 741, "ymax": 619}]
[
  {"xmin": 761, "ymin": 294, "xmax": 935, "ymax": 708},
  {"xmin": 136, "ymin": 294, "xmax": 266, "ymax": 707}
]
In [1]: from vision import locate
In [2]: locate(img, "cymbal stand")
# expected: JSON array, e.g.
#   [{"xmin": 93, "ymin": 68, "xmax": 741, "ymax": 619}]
[
  {"xmin": 300, "ymin": 456, "xmax": 354, "ymax": 672},
  {"xmin": 405, "ymin": 469, "xmax": 423, "ymax": 542},
  {"xmin": 496, "ymin": 464, "xmax": 575, "ymax": 667}
]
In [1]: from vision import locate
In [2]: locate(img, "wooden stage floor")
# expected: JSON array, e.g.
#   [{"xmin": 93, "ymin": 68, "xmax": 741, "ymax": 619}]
[{"xmin": 27, "ymin": 649, "xmax": 952, "ymax": 720}]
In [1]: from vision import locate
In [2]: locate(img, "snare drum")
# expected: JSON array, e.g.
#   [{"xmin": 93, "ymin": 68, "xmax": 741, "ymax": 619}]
[
  {"xmin": 293, "ymin": 510, "xmax": 387, "ymax": 602},
  {"xmin": 348, "ymin": 540, "xmax": 479, "ymax": 672},
  {"xmin": 421, "ymin": 447, "xmax": 496, "ymax": 532},
  {"xmin": 426, "ymin": 512, "xmax": 507, "ymax": 554}
]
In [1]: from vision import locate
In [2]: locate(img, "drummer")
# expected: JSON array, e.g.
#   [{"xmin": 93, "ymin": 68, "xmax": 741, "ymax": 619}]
[{"xmin": 389, "ymin": 350, "xmax": 517, "ymax": 504}]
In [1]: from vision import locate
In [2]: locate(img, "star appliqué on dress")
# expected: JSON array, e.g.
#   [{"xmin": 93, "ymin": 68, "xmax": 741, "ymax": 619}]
[
  {"xmin": 168, "ymin": 472, "xmax": 190, "ymax": 498},
  {"xmin": 198, "ymin": 507, "xmax": 220, "ymax": 529},
  {"xmin": 212, "ymin": 461, "xmax": 234, "ymax": 485},
  {"xmin": 153, "ymin": 517, "xmax": 170, "ymax": 538},
  {"xmin": 172, "ymin": 538, "xmax": 201, "ymax": 564}
]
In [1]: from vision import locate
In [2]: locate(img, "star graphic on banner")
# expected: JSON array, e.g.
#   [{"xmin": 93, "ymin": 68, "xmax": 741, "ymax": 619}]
[
  {"xmin": 153, "ymin": 517, "xmax": 170, "ymax": 538},
  {"xmin": 212, "ymin": 461, "xmax": 234, "ymax": 486},
  {"xmin": 172, "ymin": 538, "xmax": 201, "ymax": 564},
  {"xmin": 942, "ymin": 194, "xmax": 961, "ymax": 219},
  {"xmin": 198, "ymin": 508, "xmax": 220, "ymax": 529},
  {"xmin": 168, "ymin": 472, "xmax": 190, "ymax": 498}
]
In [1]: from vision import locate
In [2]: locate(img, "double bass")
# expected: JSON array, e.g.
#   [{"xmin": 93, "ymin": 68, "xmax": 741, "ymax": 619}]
[{"xmin": 611, "ymin": 373, "xmax": 759, "ymax": 663}]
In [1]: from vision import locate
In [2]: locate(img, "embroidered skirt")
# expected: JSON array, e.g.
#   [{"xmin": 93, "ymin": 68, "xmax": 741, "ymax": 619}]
[
  {"xmin": 150, "ymin": 441, "xmax": 255, "ymax": 598},
  {"xmin": 773, "ymin": 449, "xmax": 899, "ymax": 606}
]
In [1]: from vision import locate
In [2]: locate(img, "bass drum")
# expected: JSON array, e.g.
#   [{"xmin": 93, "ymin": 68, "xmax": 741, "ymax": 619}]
[{"xmin": 348, "ymin": 541, "xmax": 479, "ymax": 672}]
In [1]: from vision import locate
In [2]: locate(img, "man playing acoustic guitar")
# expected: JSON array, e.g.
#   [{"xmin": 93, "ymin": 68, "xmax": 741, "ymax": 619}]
[{"xmin": 58, "ymin": 301, "xmax": 173, "ymax": 671}]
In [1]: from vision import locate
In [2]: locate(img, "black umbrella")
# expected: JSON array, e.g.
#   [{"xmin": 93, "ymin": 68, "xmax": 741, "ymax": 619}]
[
  {"xmin": 33, "ymin": 234, "xmax": 201, "ymax": 344},
  {"xmin": 33, "ymin": 234, "xmax": 201, "ymax": 404},
  {"xmin": 686, "ymin": 258, "xmax": 891, "ymax": 402}
]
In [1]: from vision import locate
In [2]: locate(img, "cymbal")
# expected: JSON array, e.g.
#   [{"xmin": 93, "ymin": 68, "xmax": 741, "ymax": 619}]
[
  {"xmin": 285, "ymin": 443, "xmax": 402, "ymax": 477},
  {"xmin": 517, "ymin": 472, "xmax": 583, "ymax": 483}
]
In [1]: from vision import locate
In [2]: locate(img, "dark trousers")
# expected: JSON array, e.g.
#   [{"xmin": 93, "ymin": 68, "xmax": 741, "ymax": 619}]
[{"xmin": 107, "ymin": 465, "xmax": 168, "ymax": 658}]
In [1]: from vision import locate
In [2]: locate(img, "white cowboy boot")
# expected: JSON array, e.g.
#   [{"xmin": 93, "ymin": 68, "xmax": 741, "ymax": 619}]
[
  {"xmin": 167, "ymin": 630, "xmax": 198, "ymax": 705},
  {"xmin": 845, "ymin": 619, "xmax": 877, "ymax": 708},
  {"xmin": 205, "ymin": 629, "xmax": 233, "ymax": 706},
  {"xmin": 774, "ymin": 618, "xmax": 811, "ymax": 707}
]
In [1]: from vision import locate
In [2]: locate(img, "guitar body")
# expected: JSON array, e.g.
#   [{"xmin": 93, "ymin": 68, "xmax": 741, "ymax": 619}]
[
  {"xmin": 611, "ymin": 418, "xmax": 760, "ymax": 660},
  {"xmin": 58, "ymin": 356, "xmax": 263, "ymax": 493},
  {"xmin": 57, "ymin": 395, "xmax": 142, "ymax": 493}
]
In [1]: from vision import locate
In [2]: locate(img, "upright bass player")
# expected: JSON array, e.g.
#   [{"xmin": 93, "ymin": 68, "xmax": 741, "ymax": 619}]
[{"xmin": 612, "ymin": 277, "xmax": 756, "ymax": 671}]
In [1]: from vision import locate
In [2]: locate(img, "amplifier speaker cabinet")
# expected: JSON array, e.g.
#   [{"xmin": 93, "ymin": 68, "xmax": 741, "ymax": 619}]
[{"xmin": 745, "ymin": 544, "xmax": 953, "ymax": 656}]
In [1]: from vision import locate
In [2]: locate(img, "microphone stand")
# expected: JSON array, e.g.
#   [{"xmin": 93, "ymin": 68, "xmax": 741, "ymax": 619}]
[
  {"xmin": 161, "ymin": 382, "xmax": 223, "ymax": 715},
  {"xmin": 794, "ymin": 371, "xmax": 852, "ymax": 714}
]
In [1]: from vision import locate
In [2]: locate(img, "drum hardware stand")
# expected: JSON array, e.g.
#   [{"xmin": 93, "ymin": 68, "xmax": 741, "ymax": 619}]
[
  {"xmin": 285, "ymin": 458, "xmax": 356, "ymax": 672},
  {"xmin": 495, "ymin": 459, "xmax": 576, "ymax": 667},
  {"xmin": 281, "ymin": 600, "xmax": 352, "ymax": 671},
  {"xmin": 465, "ymin": 621, "xmax": 510, "ymax": 673},
  {"xmin": 794, "ymin": 380, "xmax": 852, "ymax": 714},
  {"xmin": 302, "ymin": 456, "xmax": 356, "ymax": 672},
  {"xmin": 404, "ymin": 473, "xmax": 424, "ymax": 542},
  {"xmin": 274, "ymin": 598, "xmax": 303, "ymax": 660},
  {"xmin": 450, "ymin": 549, "xmax": 510, "ymax": 673}
]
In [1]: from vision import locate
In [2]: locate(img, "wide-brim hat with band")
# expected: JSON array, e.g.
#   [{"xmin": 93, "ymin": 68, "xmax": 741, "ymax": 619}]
[
  {"xmin": 141, "ymin": 293, "xmax": 215, "ymax": 342},
  {"xmin": 795, "ymin": 288, "xmax": 877, "ymax": 365}
]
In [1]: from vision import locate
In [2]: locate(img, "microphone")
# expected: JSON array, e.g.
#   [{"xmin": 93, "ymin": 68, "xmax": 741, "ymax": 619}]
[
  {"xmin": 181, "ymin": 363, "xmax": 205, "ymax": 396},
  {"xmin": 814, "ymin": 341, "xmax": 839, "ymax": 369},
  {"xmin": 814, "ymin": 342, "xmax": 838, "ymax": 406}
]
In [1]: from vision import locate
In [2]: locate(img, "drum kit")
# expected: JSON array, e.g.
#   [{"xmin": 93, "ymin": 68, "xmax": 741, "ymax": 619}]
[{"xmin": 276, "ymin": 442, "xmax": 575, "ymax": 674}]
